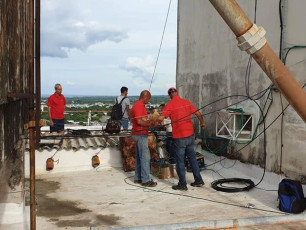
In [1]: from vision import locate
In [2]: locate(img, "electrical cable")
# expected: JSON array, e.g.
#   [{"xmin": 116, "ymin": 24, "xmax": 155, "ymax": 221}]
[
  {"xmin": 210, "ymin": 95, "xmax": 266, "ymax": 192},
  {"xmin": 208, "ymin": 0, "xmax": 281, "ymax": 191},
  {"xmin": 283, "ymin": 46, "xmax": 306, "ymax": 64},
  {"xmin": 245, "ymin": 56, "xmax": 253, "ymax": 98},
  {"xmin": 35, "ymin": 87, "xmax": 271, "ymax": 140},
  {"xmin": 254, "ymin": 187, "xmax": 278, "ymax": 192},
  {"xmin": 279, "ymin": 93, "xmax": 284, "ymax": 175},
  {"xmin": 208, "ymin": 0, "xmax": 294, "ymax": 193},
  {"xmin": 149, "ymin": 0, "xmax": 172, "ymax": 92},
  {"xmin": 244, "ymin": 0, "xmax": 257, "ymax": 99},
  {"xmin": 123, "ymin": 176, "xmax": 287, "ymax": 215},
  {"xmin": 169, "ymin": 86, "xmax": 271, "ymax": 128},
  {"xmin": 36, "ymin": 83, "xmax": 271, "ymax": 141},
  {"xmin": 279, "ymin": 0, "xmax": 284, "ymax": 60},
  {"xmin": 206, "ymin": 83, "xmax": 306, "ymax": 170},
  {"xmin": 278, "ymin": 1, "xmax": 306, "ymax": 178},
  {"xmin": 211, "ymin": 178, "xmax": 255, "ymax": 193},
  {"xmin": 278, "ymin": 0, "xmax": 285, "ymax": 179}
]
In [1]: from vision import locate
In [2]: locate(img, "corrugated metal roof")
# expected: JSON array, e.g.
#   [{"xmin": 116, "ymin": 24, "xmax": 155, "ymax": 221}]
[{"xmin": 25, "ymin": 131, "xmax": 131, "ymax": 152}]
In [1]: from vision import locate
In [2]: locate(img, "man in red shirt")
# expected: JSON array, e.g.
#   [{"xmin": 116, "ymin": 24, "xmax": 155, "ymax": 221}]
[
  {"xmin": 47, "ymin": 84, "xmax": 66, "ymax": 133},
  {"xmin": 156, "ymin": 87, "xmax": 206, "ymax": 191},
  {"xmin": 131, "ymin": 90, "xmax": 157, "ymax": 187}
]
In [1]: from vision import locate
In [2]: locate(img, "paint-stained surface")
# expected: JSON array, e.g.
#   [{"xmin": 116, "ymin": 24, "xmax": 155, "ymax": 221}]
[
  {"xmin": 0, "ymin": 0, "xmax": 31, "ymax": 204},
  {"xmin": 25, "ymin": 175, "xmax": 122, "ymax": 228}
]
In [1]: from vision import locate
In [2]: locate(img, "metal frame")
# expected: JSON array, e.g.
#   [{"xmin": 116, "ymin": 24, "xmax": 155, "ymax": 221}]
[{"xmin": 216, "ymin": 110, "xmax": 254, "ymax": 141}]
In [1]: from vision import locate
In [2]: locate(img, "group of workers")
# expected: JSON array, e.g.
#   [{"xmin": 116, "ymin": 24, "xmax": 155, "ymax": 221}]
[{"xmin": 47, "ymin": 84, "xmax": 206, "ymax": 191}]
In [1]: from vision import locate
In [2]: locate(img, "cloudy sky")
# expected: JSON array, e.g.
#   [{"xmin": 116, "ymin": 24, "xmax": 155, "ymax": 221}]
[{"xmin": 41, "ymin": 0, "xmax": 177, "ymax": 96}]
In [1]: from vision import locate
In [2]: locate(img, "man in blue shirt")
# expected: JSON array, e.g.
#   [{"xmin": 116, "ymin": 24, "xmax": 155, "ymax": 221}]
[{"xmin": 117, "ymin": 86, "xmax": 131, "ymax": 130}]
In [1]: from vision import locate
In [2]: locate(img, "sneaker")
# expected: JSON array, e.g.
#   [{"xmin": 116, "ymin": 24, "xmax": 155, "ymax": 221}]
[
  {"xmin": 141, "ymin": 180, "xmax": 157, "ymax": 187},
  {"xmin": 172, "ymin": 184, "xmax": 188, "ymax": 191},
  {"xmin": 134, "ymin": 180, "xmax": 142, "ymax": 184},
  {"xmin": 190, "ymin": 181, "xmax": 205, "ymax": 187}
]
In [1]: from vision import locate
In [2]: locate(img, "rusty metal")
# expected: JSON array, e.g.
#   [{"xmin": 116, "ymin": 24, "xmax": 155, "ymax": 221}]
[
  {"xmin": 209, "ymin": 0, "xmax": 253, "ymax": 37},
  {"xmin": 29, "ymin": 0, "xmax": 36, "ymax": 229},
  {"xmin": 1, "ymin": 0, "xmax": 31, "ymax": 217},
  {"xmin": 7, "ymin": 93, "xmax": 34, "ymax": 99},
  {"xmin": 24, "ymin": 120, "xmax": 46, "ymax": 130},
  {"xmin": 1, "ymin": 0, "xmax": 35, "ymax": 226},
  {"xmin": 209, "ymin": 0, "xmax": 306, "ymax": 123},
  {"xmin": 35, "ymin": 0, "xmax": 41, "ymax": 148}
]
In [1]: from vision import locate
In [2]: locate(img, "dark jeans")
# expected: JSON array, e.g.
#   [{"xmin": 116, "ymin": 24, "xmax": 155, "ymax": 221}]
[
  {"xmin": 166, "ymin": 132, "xmax": 175, "ymax": 164},
  {"xmin": 173, "ymin": 134, "xmax": 203, "ymax": 186},
  {"xmin": 50, "ymin": 119, "xmax": 65, "ymax": 132}
]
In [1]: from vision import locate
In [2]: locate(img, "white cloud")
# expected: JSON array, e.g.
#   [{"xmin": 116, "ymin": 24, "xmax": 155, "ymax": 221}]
[
  {"xmin": 41, "ymin": 0, "xmax": 177, "ymax": 96},
  {"xmin": 66, "ymin": 80, "xmax": 76, "ymax": 86},
  {"xmin": 121, "ymin": 56, "xmax": 155, "ymax": 82},
  {"xmin": 41, "ymin": 0, "xmax": 128, "ymax": 58}
]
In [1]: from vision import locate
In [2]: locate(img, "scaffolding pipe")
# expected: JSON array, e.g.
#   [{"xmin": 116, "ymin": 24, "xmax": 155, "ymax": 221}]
[{"xmin": 209, "ymin": 0, "xmax": 306, "ymax": 123}]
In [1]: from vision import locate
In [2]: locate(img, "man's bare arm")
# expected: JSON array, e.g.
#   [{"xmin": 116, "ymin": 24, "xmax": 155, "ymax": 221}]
[
  {"xmin": 48, "ymin": 107, "xmax": 54, "ymax": 126},
  {"xmin": 194, "ymin": 111, "xmax": 206, "ymax": 128}
]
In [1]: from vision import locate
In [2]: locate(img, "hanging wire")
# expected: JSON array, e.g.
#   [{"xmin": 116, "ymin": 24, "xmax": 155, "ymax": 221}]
[{"xmin": 149, "ymin": 0, "xmax": 172, "ymax": 92}]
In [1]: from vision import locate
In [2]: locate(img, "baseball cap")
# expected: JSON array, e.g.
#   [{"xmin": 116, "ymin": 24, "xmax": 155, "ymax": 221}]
[{"xmin": 168, "ymin": 87, "xmax": 177, "ymax": 95}]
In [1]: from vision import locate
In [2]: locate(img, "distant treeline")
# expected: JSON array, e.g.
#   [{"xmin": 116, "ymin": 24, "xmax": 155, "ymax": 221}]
[
  {"xmin": 41, "ymin": 95, "xmax": 170, "ymax": 125},
  {"xmin": 42, "ymin": 95, "xmax": 170, "ymax": 105}
]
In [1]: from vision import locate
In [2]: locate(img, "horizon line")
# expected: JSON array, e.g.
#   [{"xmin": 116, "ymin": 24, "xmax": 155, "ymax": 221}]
[{"xmin": 41, "ymin": 94, "xmax": 168, "ymax": 97}]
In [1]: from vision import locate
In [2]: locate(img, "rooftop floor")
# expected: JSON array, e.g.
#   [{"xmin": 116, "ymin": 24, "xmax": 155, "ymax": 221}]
[{"xmin": 4, "ymin": 151, "xmax": 306, "ymax": 229}]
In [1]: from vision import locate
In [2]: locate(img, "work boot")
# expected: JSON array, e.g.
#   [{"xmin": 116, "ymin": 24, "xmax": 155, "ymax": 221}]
[
  {"xmin": 134, "ymin": 180, "xmax": 142, "ymax": 184},
  {"xmin": 190, "ymin": 181, "xmax": 205, "ymax": 187},
  {"xmin": 172, "ymin": 184, "xmax": 188, "ymax": 191},
  {"xmin": 141, "ymin": 180, "xmax": 157, "ymax": 187}
]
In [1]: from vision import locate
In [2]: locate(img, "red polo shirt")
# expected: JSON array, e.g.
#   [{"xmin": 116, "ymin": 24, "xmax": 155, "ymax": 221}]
[
  {"xmin": 131, "ymin": 100, "xmax": 149, "ymax": 135},
  {"xmin": 162, "ymin": 95, "xmax": 197, "ymax": 138},
  {"xmin": 47, "ymin": 93, "xmax": 66, "ymax": 119}
]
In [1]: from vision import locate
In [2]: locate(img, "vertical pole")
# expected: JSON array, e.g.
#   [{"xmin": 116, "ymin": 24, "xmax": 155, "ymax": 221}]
[
  {"xmin": 29, "ymin": 0, "xmax": 36, "ymax": 229},
  {"xmin": 35, "ymin": 0, "xmax": 41, "ymax": 148},
  {"xmin": 209, "ymin": 0, "xmax": 306, "ymax": 123}
]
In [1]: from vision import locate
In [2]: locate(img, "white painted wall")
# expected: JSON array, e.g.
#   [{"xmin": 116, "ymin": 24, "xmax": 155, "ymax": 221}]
[
  {"xmin": 177, "ymin": 0, "xmax": 306, "ymax": 180},
  {"xmin": 24, "ymin": 148, "xmax": 123, "ymax": 177}
]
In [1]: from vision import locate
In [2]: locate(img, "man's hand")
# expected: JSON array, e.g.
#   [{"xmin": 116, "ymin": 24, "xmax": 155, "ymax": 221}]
[
  {"xmin": 200, "ymin": 122, "xmax": 206, "ymax": 129},
  {"xmin": 149, "ymin": 120, "xmax": 155, "ymax": 128},
  {"xmin": 50, "ymin": 120, "xmax": 54, "ymax": 126}
]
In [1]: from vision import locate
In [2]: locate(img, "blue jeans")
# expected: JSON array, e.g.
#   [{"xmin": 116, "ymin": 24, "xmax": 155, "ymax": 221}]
[
  {"xmin": 119, "ymin": 117, "xmax": 129, "ymax": 130},
  {"xmin": 173, "ymin": 134, "xmax": 203, "ymax": 186},
  {"xmin": 50, "ymin": 119, "xmax": 65, "ymax": 132},
  {"xmin": 132, "ymin": 135, "xmax": 150, "ymax": 183}
]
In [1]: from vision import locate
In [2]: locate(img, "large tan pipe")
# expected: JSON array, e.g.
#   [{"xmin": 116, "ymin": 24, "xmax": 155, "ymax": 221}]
[{"xmin": 209, "ymin": 0, "xmax": 306, "ymax": 123}]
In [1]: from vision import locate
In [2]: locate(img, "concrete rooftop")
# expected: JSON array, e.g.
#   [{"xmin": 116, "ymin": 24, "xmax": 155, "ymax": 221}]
[{"xmin": 4, "ymin": 150, "xmax": 306, "ymax": 229}]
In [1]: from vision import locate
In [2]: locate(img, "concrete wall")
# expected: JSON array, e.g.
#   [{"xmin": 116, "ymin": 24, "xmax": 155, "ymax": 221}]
[
  {"xmin": 177, "ymin": 0, "xmax": 306, "ymax": 180},
  {"xmin": 0, "ymin": 0, "xmax": 32, "ymax": 225},
  {"xmin": 24, "ymin": 148, "xmax": 123, "ymax": 177}
]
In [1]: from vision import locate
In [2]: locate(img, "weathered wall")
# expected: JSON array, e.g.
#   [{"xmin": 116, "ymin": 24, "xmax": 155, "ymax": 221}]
[
  {"xmin": 0, "ymin": 0, "xmax": 31, "ymax": 223},
  {"xmin": 177, "ymin": 0, "xmax": 306, "ymax": 180}
]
